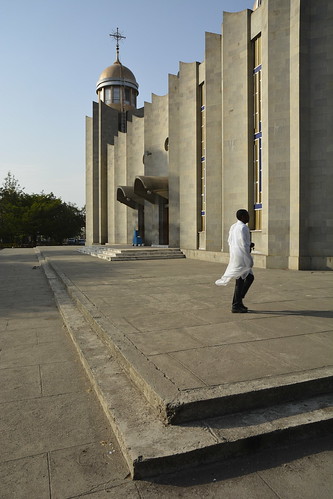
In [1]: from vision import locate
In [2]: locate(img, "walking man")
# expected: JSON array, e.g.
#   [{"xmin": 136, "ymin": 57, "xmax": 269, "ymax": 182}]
[{"xmin": 215, "ymin": 209, "xmax": 254, "ymax": 313}]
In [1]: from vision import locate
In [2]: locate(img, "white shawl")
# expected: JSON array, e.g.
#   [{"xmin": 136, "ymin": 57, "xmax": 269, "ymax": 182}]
[{"xmin": 215, "ymin": 220, "xmax": 253, "ymax": 286}]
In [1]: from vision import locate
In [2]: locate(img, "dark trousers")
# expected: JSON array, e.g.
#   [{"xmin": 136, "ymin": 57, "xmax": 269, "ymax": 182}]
[{"xmin": 232, "ymin": 273, "xmax": 254, "ymax": 309}]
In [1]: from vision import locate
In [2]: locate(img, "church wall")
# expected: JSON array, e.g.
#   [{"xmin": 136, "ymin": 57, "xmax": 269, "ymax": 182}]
[
  {"xmin": 85, "ymin": 1, "xmax": 332, "ymax": 270},
  {"xmin": 178, "ymin": 62, "xmax": 200, "ymax": 250},
  {"xmin": 204, "ymin": 32, "xmax": 222, "ymax": 252}
]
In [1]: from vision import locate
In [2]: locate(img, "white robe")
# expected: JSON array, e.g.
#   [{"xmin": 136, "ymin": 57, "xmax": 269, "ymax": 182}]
[{"xmin": 215, "ymin": 220, "xmax": 253, "ymax": 286}]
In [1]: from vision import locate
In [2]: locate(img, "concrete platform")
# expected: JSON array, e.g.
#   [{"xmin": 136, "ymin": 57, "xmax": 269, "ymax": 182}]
[{"xmin": 33, "ymin": 246, "xmax": 333, "ymax": 479}]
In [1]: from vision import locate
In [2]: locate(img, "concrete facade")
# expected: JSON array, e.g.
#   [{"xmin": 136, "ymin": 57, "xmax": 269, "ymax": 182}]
[{"xmin": 85, "ymin": 0, "xmax": 333, "ymax": 270}]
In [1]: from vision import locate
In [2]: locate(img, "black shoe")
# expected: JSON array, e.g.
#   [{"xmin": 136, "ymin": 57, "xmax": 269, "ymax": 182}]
[{"xmin": 232, "ymin": 306, "xmax": 248, "ymax": 313}]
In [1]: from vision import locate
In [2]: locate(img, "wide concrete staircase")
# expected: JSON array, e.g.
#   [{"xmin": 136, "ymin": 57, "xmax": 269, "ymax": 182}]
[
  {"xmin": 37, "ymin": 249, "xmax": 333, "ymax": 480},
  {"xmin": 78, "ymin": 246, "xmax": 185, "ymax": 261}
]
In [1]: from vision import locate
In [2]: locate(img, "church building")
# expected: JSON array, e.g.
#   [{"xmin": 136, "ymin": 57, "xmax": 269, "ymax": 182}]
[{"xmin": 85, "ymin": 0, "xmax": 333, "ymax": 270}]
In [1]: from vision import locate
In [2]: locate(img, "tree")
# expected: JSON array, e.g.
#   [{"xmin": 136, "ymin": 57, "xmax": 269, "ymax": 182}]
[
  {"xmin": 0, "ymin": 172, "xmax": 85, "ymax": 246},
  {"xmin": 0, "ymin": 172, "xmax": 26, "ymax": 243}
]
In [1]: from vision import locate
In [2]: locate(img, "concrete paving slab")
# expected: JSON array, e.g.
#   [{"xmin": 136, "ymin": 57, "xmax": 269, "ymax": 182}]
[
  {"xmin": 79, "ymin": 482, "xmax": 141, "ymax": 498},
  {"xmin": 40, "ymin": 360, "xmax": 90, "ymax": 396},
  {"xmin": 234, "ymin": 314, "xmax": 332, "ymax": 340},
  {"xmin": 158, "ymin": 322, "xmax": 259, "ymax": 347},
  {"xmin": 0, "ymin": 391, "xmax": 112, "ymax": 462},
  {"xmin": 49, "ymin": 441, "xmax": 129, "ymax": 498},
  {"xmin": 0, "ymin": 454, "xmax": 50, "ymax": 499},
  {"xmin": 0, "ymin": 365, "xmax": 41, "ymax": 402},
  {"xmin": 166, "ymin": 341, "xmax": 295, "ymax": 386},
  {"xmin": 0, "ymin": 338, "xmax": 77, "ymax": 369},
  {"xmin": 257, "ymin": 449, "xmax": 333, "ymax": 499},
  {"xmin": 125, "ymin": 310, "xmax": 210, "ymax": 333},
  {"xmin": 251, "ymin": 333, "xmax": 333, "ymax": 371},
  {"xmin": 149, "ymin": 353, "xmax": 207, "ymax": 390},
  {"xmin": 126, "ymin": 328, "xmax": 204, "ymax": 356},
  {"xmin": 0, "ymin": 327, "xmax": 38, "ymax": 347}
]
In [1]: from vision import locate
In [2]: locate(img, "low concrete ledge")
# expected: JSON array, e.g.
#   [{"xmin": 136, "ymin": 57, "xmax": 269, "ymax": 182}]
[{"xmin": 181, "ymin": 248, "xmax": 268, "ymax": 269}]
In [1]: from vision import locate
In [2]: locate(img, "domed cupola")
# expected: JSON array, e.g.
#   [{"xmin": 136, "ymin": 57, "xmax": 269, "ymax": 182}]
[{"xmin": 96, "ymin": 28, "xmax": 139, "ymax": 111}]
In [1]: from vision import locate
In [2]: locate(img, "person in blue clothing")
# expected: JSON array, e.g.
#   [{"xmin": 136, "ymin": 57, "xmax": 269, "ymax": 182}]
[{"xmin": 215, "ymin": 209, "xmax": 254, "ymax": 313}]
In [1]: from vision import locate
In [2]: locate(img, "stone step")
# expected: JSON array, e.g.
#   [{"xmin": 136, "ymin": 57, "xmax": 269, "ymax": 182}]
[
  {"xmin": 108, "ymin": 254, "xmax": 186, "ymax": 261},
  {"xmin": 37, "ymin": 250, "xmax": 333, "ymax": 479},
  {"xmin": 79, "ymin": 246, "xmax": 185, "ymax": 261}
]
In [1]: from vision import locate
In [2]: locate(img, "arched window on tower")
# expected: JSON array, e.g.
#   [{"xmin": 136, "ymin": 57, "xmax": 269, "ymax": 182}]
[
  {"xmin": 104, "ymin": 88, "xmax": 112, "ymax": 105},
  {"xmin": 113, "ymin": 87, "xmax": 120, "ymax": 103},
  {"xmin": 125, "ymin": 88, "xmax": 131, "ymax": 105}
]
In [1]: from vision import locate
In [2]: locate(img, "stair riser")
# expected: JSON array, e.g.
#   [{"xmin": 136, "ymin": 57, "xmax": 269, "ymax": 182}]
[
  {"xmin": 108, "ymin": 256, "xmax": 185, "ymax": 261},
  {"xmin": 172, "ymin": 377, "xmax": 333, "ymax": 423},
  {"xmin": 131, "ymin": 418, "xmax": 333, "ymax": 479}
]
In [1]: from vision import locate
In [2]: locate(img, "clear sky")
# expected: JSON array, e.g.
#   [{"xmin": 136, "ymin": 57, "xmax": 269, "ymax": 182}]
[{"xmin": 0, "ymin": 0, "xmax": 253, "ymax": 208}]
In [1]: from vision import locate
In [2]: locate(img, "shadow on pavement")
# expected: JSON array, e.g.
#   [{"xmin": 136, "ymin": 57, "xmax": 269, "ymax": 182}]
[
  {"xmin": 249, "ymin": 310, "xmax": 333, "ymax": 319},
  {"xmin": 147, "ymin": 435, "xmax": 333, "ymax": 487}
]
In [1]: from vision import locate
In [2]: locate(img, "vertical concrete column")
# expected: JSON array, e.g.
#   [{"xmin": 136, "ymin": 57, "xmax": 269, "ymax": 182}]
[
  {"xmin": 85, "ymin": 102, "xmax": 100, "ymax": 245},
  {"xmin": 85, "ymin": 115, "xmax": 93, "ymax": 244},
  {"xmin": 107, "ymin": 144, "xmax": 115, "ymax": 244},
  {"xmin": 289, "ymin": 0, "xmax": 301, "ymax": 269},
  {"xmin": 144, "ymin": 95, "xmax": 169, "ymax": 245},
  {"xmin": 114, "ymin": 133, "xmax": 128, "ymax": 243},
  {"xmin": 168, "ymin": 73, "xmax": 180, "ymax": 248},
  {"xmin": 178, "ymin": 62, "xmax": 200, "ymax": 250},
  {"xmin": 263, "ymin": 0, "xmax": 291, "ymax": 268},
  {"xmin": 299, "ymin": 0, "xmax": 333, "ymax": 269},
  {"xmin": 85, "ymin": 115, "xmax": 94, "ymax": 245},
  {"xmin": 126, "ymin": 115, "xmax": 144, "ymax": 243},
  {"xmin": 98, "ymin": 101, "xmax": 119, "ymax": 244},
  {"xmin": 222, "ymin": 10, "xmax": 252, "ymax": 251},
  {"xmin": 205, "ymin": 32, "xmax": 222, "ymax": 251}
]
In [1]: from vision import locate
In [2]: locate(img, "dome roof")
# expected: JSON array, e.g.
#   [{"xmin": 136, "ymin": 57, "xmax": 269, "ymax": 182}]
[{"xmin": 96, "ymin": 59, "xmax": 138, "ymax": 93}]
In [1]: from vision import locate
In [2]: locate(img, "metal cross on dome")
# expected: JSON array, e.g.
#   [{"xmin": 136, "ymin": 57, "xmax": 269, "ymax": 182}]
[{"xmin": 109, "ymin": 27, "xmax": 126, "ymax": 61}]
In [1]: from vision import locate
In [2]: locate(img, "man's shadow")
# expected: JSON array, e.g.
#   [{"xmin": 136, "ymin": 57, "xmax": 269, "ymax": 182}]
[{"xmin": 249, "ymin": 309, "xmax": 333, "ymax": 319}]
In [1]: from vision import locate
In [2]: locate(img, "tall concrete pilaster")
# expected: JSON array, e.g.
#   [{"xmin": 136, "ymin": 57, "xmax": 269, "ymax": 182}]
[
  {"xmin": 205, "ymin": 32, "xmax": 222, "ymax": 252},
  {"xmin": 178, "ymin": 62, "xmax": 200, "ymax": 250},
  {"xmin": 298, "ymin": 0, "xmax": 333, "ymax": 269},
  {"xmin": 168, "ymin": 73, "xmax": 180, "ymax": 248},
  {"xmin": 222, "ymin": 10, "xmax": 252, "ymax": 251},
  {"xmin": 85, "ymin": 102, "xmax": 100, "ymax": 245}
]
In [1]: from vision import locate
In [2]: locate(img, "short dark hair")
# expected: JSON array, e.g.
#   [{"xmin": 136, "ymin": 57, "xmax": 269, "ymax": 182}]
[{"xmin": 236, "ymin": 209, "xmax": 249, "ymax": 220}]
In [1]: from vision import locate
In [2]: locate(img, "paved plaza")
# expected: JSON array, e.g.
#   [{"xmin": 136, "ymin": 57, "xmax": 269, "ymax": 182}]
[{"xmin": 0, "ymin": 247, "xmax": 332, "ymax": 497}]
